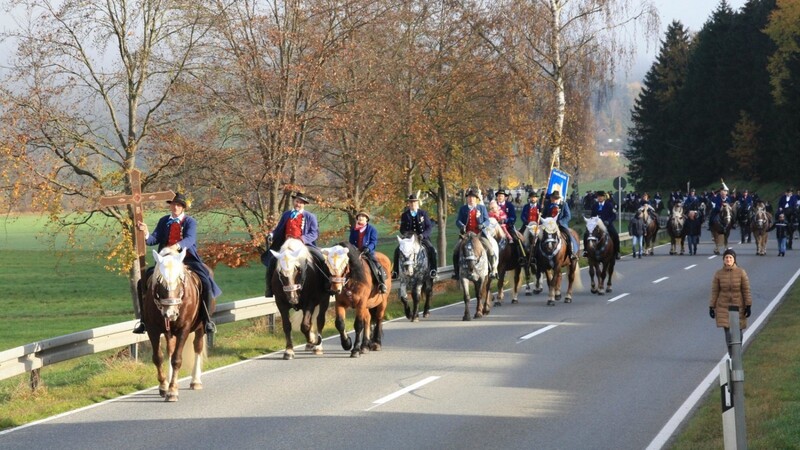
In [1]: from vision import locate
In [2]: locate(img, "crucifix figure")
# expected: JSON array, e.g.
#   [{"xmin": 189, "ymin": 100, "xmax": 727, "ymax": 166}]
[{"xmin": 100, "ymin": 169, "xmax": 174, "ymax": 316}]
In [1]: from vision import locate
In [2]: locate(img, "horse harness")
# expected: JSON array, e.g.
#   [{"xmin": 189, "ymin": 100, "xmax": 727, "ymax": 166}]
[{"xmin": 586, "ymin": 228, "xmax": 610, "ymax": 260}]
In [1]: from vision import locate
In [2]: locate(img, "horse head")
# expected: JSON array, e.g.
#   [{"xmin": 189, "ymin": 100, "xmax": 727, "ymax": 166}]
[
  {"xmin": 269, "ymin": 238, "xmax": 310, "ymax": 305},
  {"xmin": 668, "ymin": 210, "xmax": 685, "ymax": 235},
  {"xmin": 151, "ymin": 248, "xmax": 188, "ymax": 322},
  {"xmin": 523, "ymin": 222, "xmax": 539, "ymax": 248},
  {"xmin": 460, "ymin": 232, "xmax": 485, "ymax": 275},
  {"xmin": 719, "ymin": 203, "xmax": 734, "ymax": 228},
  {"xmin": 583, "ymin": 216, "xmax": 607, "ymax": 253},
  {"xmin": 671, "ymin": 203, "xmax": 684, "ymax": 218},
  {"xmin": 321, "ymin": 244, "xmax": 350, "ymax": 294},
  {"xmin": 538, "ymin": 218, "xmax": 561, "ymax": 255},
  {"xmin": 397, "ymin": 234, "xmax": 424, "ymax": 278}
]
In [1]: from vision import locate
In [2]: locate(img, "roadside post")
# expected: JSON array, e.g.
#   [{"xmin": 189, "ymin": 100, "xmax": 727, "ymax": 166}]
[
  {"xmin": 613, "ymin": 176, "xmax": 626, "ymax": 234},
  {"xmin": 719, "ymin": 305, "xmax": 747, "ymax": 449}
]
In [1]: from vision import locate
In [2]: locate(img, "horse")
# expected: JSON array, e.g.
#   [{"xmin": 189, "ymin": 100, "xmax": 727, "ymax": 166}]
[
  {"xmin": 736, "ymin": 201, "xmax": 753, "ymax": 244},
  {"xmin": 456, "ymin": 232, "xmax": 492, "ymax": 321},
  {"xmin": 666, "ymin": 204, "xmax": 687, "ymax": 255},
  {"xmin": 710, "ymin": 202, "xmax": 737, "ymax": 255},
  {"xmin": 321, "ymin": 243, "xmax": 390, "ymax": 357},
  {"xmin": 141, "ymin": 248, "xmax": 210, "ymax": 402},
  {"xmin": 750, "ymin": 202, "xmax": 772, "ymax": 256},
  {"xmin": 535, "ymin": 218, "xmax": 579, "ymax": 306},
  {"xmin": 268, "ymin": 238, "xmax": 331, "ymax": 360},
  {"xmin": 638, "ymin": 205, "xmax": 660, "ymax": 255},
  {"xmin": 583, "ymin": 217, "xmax": 615, "ymax": 295},
  {"xmin": 395, "ymin": 234, "xmax": 433, "ymax": 321},
  {"xmin": 484, "ymin": 218, "xmax": 525, "ymax": 306},
  {"xmin": 521, "ymin": 221, "xmax": 543, "ymax": 295}
]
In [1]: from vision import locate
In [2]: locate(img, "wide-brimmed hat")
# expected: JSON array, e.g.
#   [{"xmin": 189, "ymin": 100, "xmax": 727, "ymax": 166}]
[
  {"xmin": 406, "ymin": 194, "xmax": 419, "ymax": 202},
  {"xmin": 167, "ymin": 192, "xmax": 188, "ymax": 208},
  {"xmin": 356, "ymin": 211, "xmax": 370, "ymax": 221},
  {"xmin": 466, "ymin": 189, "xmax": 480, "ymax": 199},
  {"xmin": 529, "ymin": 190, "xmax": 539, "ymax": 198},
  {"xmin": 550, "ymin": 190, "xmax": 561, "ymax": 200},
  {"xmin": 495, "ymin": 189, "xmax": 508, "ymax": 197},
  {"xmin": 292, "ymin": 192, "xmax": 311, "ymax": 204},
  {"xmin": 595, "ymin": 190, "xmax": 606, "ymax": 197}
]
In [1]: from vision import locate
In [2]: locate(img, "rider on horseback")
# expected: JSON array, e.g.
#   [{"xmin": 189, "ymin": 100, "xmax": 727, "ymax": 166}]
[
  {"xmin": 683, "ymin": 188, "xmax": 700, "ymax": 211},
  {"xmin": 261, "ymin": 192, "xmax": 322, "ymax": 298},
  {"xmin": 133, "ymin": 193, "xmax": 222, "ymax": 335},
  {"xmin": 392, "ymin": 194, "xmax": 438, "ymax": 279},
  {"xmin": 590, "ymin": 191, "xmax": 621, "ymax": 260},
  {"xmin": 496, "ymin": 188, "xmax": 527, "ymax": 265},
  {"xmin": 349, "ymin": 211, "xmax": 388, "ymax": 293},
  {"xmin": 452, "ymin": 189, "xmax": 498, "ymax": 279},
  {"xmin": 544, "ymin": 190, "xmax": 578, "ymax": 261},
  {"xmin": 708, "ymin": 185, "xmax": 734, "ymax": 231},
  {"xmin": 520, "ymin": 190, "xmax": 541, "ymax": 231}
]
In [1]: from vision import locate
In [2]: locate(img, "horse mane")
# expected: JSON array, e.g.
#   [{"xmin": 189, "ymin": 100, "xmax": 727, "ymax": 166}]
[{"xmin": 339, "ymin": 241, "xmax": 369, "ymax": 284}]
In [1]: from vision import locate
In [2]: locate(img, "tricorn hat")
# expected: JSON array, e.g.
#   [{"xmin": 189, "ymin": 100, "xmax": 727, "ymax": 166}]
[
  {"xmin": 292, "ymin": 192, "xmax": 311, "ymax": 204},
  {"xmin": 167, "ymin": 192, "xmax": 188, "ymax": 208},
  {"xmin": 356, "ymin": 211, "xmax": 370, "ymax": 221}
]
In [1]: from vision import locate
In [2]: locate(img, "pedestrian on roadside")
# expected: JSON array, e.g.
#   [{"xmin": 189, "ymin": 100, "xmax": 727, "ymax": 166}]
[
  {"xmin": 772, "ymin": 213, "xmax": 788, "ymax": 257},
  {"xmin": 627, "ymin": 211, "xmax": 645, "ymax": 258},
  {"xmin": 709, "ymin": 248, "xmax": 752, "ymax": 356},
  {"xmin": 685, "ymin": 210, "xmax": 702, "ymax": 255}
]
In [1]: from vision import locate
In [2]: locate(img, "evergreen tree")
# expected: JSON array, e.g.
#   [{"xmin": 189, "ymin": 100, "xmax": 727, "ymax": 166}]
[{"xmin": 626, "ymin": 21, "xmax": 691, "ymax": 189}]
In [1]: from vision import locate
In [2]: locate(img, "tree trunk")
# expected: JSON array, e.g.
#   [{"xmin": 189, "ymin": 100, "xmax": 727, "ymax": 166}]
[{"xmin": 437, "ymin": 171, "xmax": 448, "ymax": 267}]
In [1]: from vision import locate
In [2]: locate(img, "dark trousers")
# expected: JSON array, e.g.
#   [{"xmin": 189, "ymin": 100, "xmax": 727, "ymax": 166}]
[{"xmin": 604, "ymin": 221, "xmax": 620, "ymax": 255}]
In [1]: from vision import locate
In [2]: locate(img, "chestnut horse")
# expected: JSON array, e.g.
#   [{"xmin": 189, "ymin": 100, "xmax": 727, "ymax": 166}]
[
  {"xmin": 638, "ymin": 205, "xmax": 660, "ymax": 255},
  {"xmin": 583, "ymin": 217, "xmax": 615, "ymax": 295},
  {"xmin": 666, "ymin": 204, "xmax": 687, "ymax": 255},
  {"xmin": 456, "ymin": 232, "xmax": 491, "ymax": 321},
  {"xmin": 710, "ymin": 202, "xmax": 737, "ymax": 255},
  {"xmin": 750, "ymin": 202, "xmax": 772, "ymax": 256},
  {"xmin": 535, "ymin": 218, "xmax": 579, "ymax": 306},
  {"xmin": 321, "ymin": 243, "xmax": 390, "ymax": 357},
  {"xmin": 142, "ymin": 248, "xmax": 211, "ymax": 402},
  {"xmin": 268, "ymin": 238, "xmax": 331, "ymax": 360}
]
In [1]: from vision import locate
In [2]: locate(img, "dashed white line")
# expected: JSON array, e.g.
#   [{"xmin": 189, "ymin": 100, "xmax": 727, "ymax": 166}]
[
  {"xmin": 607, "ymin": 293, "xmax": 630, "ymax": 303},
  {"xmin": 368, "ymin": 376, "xmax": 440, "ymax": 409},
  {"xmin": 653, "ymin": 277, "xmax": 669, "ymax": 284},
  {"xmin": 684, "ymin": 264, "xmax": 697, "ymax": 270},
  {"xmin": 708, "ymin": 255, "xmax": 717, "ymax": 260},
  {"xmin": 517, "ymin": 324, "xmax": 559, "ymax": 342}
]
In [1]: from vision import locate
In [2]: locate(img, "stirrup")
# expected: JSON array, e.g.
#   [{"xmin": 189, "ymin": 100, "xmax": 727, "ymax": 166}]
[
  {"xmin": 205, "ymin": 320, "xmax": 217, "ymax": 334},
  {"xmin": 379, "ymin": 283, "xmax": 388, "ymax": 293},
  {"xmin": 132, "ymin": 321, "xmax": 146, "ymax": 334},
  {"xmin": 391, "ymin": 271, "xmax": 398, "ymax": 280},
  {"xmin": 429, "ymin": 270, "xmax": 437, "ymax": 278}
]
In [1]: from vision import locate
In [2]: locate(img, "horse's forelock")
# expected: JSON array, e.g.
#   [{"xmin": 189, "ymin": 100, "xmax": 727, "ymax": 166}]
[
  {"xmin": 398, "ymin": 235, "xmax": 418, "ymax": 257},
  {"xmin": 325, "ymin": 245, "xmax": 349, "ymax": 275}
]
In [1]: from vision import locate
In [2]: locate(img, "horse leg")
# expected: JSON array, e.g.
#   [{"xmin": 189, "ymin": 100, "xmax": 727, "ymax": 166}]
[
  {"xmin": 166, "ymin": 334, "xmax": 182, "ymax": 402},
  {"xmin": 523, "ymin": 261, "xmax": 532, "ymax": 295},
  {"xmin": 370, "ymin": 302, "xmax": 387, "ymax": 351},
  {"xmin": 554, "ymin": 272, "xmax": 563, "ymax": 301},
  {"xmin": 422, "ymin": 280, "xmax": 433, "ymax": 318},
  {"xmin": 474, "ymin": 279, "xmax": 485, "ymax": 319},
  {"xmin": 597, "ymin": 265, "xmax": 606, "ymax": 295},
  {"xmin": 351, "ymin": 314, "xmax": 364, "ymax": 358},
  {"xmin": 148, "ymin": 332, "xmax": 168, "ymax": 397},
  {"xmin": 534, "ymin": 269, "xmax": 543, "ymax": 295},
  {"xmin": 334, "ymin": 303, "xmax": 353, "ymax": 351},
  {"xmin": 589, "ymin": 264, "xmax": 598, "ymax": 294},
  {"xmin": 564, "ymin": 261, "xmax": 577, "ymax": 303},
  {"xmin": 190, "ymin": 331, "xmax": 205, "ymax": 390},
  {"xmin": 461, "ymin": 279, "xmax": 472, "ymax": 321},
  {"xmin": 359, "ymin": 308, "xmax": 373, "ymax": 355},
  {"xmin": 399, "ymin": 291, "xmax": 412, "ymax": 321},
  {"xmin": 606, "ymin": 262, "xmax": 614, "ymax": 293},
  {"xmin": 511, "ymin": 268, "xmax": 522, "ymax": 304},
  {"xmin": 680, "ymin": 236, "xmax": 685, "ymax": 255},
  {"xmin": 311, "ymin": 305, "xmax": 325, "ymax": 355},
  {"xmin": 411, "ymin": 286, "xmax": 422, "ymax": 322},
  {"xmin": 494, "ymin": 269, "xmax": 505, "ymax": 306},
  {"xmin": 546, "ymin": 270, "xmax": 556, "ymax": 306}
]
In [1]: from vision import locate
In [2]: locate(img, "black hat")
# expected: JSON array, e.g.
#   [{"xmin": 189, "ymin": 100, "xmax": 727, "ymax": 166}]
[
  {"xmin": 496, "ymin": 189, "xmax": 508, "ymax": 197},
  {"xmin": 466, "ymin": 189, "xmax": 480, "ymax": 199},
  {"xmin": 167, "ymin": 192, "xmax": 188, "ymax": 208},
  {"xmin": 722, "ymin": 248, "xmax": 736, "ymax": 261},
  {"xmin": 406, "ymin": 194, "xmax": 419, "ymax": 202},
  {"xmin": 550, "ymin": 190, "xmax": 561, "ymax": 199},
  {"xmin": 529, "ymin": 190, "xmax": 539, "ymax": 198},
  {"xmin": 595, "ymin": 190, "xmax": 606, "ymax": 197},
  {"xmin": 292, "ymin": 192, "xmax": 311, "ymax": 204}
]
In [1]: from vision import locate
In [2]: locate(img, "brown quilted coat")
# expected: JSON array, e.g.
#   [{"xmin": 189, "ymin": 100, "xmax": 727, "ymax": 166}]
[{"xmin": 710, "ymin": 265, "xmax": 752, "ymax": 329}]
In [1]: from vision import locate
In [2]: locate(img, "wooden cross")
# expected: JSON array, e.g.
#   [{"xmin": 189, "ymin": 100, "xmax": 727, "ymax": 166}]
[{"xmin": 99, "ymin": 169, "xmax": 175, "ymax": 266}]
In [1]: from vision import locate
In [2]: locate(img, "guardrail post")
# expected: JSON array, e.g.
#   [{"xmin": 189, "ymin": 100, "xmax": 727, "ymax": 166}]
[
  {"xmin": 267, "ymin": 313, "xmax": 275, "ymax": 334},
  {"xmin": 720, "ymin": 306, "xmax": 747, "ymax": 449},
  {"xmin": 130, "ymin": 343, "xmax": 139, "ymax": 361},
  {"xmin": 30, "ymin": 368, "xmax": 40, "ymax": 391}
]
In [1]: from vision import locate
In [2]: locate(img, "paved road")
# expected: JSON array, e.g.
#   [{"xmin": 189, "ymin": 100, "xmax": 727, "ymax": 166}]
[{"xmin": 2, "ymin": 240, "xmax": 798, "ymax": 450}]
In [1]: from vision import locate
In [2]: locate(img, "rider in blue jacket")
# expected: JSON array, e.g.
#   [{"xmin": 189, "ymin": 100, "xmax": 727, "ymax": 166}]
[{"xmin": 590, "ymin": 191, "xmax": 621, "ymax": 260}]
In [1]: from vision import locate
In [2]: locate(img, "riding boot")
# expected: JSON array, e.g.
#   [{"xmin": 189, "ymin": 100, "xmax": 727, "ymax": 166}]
[
  {"xmin": 368, "ymin": 252, "xmax": 388, "ymax": 293},
  {"xmin": 428, "ymin": 244, "xmax": 438, "ymax": 278},
  {"xmin": 451, "ymin": 248, "xmax": 460, "ymax": 279},
  {"xmin": 391, "ymin": 247, "xmax": 400, "ymax": 280},
  {"xmin": 265, "ymin": 259, "xmax": 276, "ymax": 298},
  {"xmin": 200, "ymin": 280, "xmax": 217, "ymax": 334},
  {"xmin": 132, "ymin": 277, "xmax": 147, "ymax": 334}
]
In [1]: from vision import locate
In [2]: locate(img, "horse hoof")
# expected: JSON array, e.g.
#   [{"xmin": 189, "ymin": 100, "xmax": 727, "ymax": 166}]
[
  {"xmin": 342, "ymin": 337, "xmax": 353, "ymax": 351},
  {"xmin": 159, "ymin": 388, "xmax": 167, "ymax": 398},
  {"xmin": 591, "ymin": 288, "xmax": 598, "ymax": 294},
  {"xmin": 283, "ymin": 352, "xmax": 294, "ymax": 360},
  {"xmin": 555, "ymin": 294, "xmax": 562, "ymax": 301},
  {"xmin": 350, "ymin": 351, "xmax": 360, "ymax": 358},
  {"xmin": 463, "ymin": 314, "xmax": 471, "ymax": 321},
  {"xmin": 190, "ymin": 382, "xmax": 203, "ymax": 391},
  {"xmin": 606, "ymin": 288, "xmax": 612, "ymax": 293},
  {"xmin": 371, "ymin": 343, "xmax": 382, "ymax": 352},
  {"xmin": 511, "ymin": 298, "xmax": 519, "ymax": 304},
  {"xmin": 412, "ymin": 316, "xmax": 420, "ymax": 323},
  {"xmin": 493, "ymin": 301, "xmax": 502, "ymax": 307},
  {"xmin": 165, "ymin": 393, "xmax": 178, "ymax": 402},
  {"xmin": 360, "ymin": 347, "xmax": 370, "ymax": 355},
  {"xmin": 525, "ymin": 291, "xmax": 532, "ymax": 296},
  {"xmin": 305, "ymin": 343, "xmax": 315, "ymax": 351},
  {"xmin": 423, "ymin": 312, "xmax": 430, "ymax": 318},
  {"xmin": 473, "ymin": 312, "xmax": 483, "ymax": 319},
  {"xmin": 534, "ymin": 289, "xmax": 542, "ymax": 295},
  {"xmin": 313, "ymin": 347, "xmax": 323, "ymax": 356},
  {"xmin": 564, "ymin": 297, "xmax": 572, "ymax": 303},
  {"xmin": 680, "ymin": 252, "xmax": 684, "ymax": 255},
  {"xmin": 547, "ymin": 300, "xmax": 555, "ymax": 306}
]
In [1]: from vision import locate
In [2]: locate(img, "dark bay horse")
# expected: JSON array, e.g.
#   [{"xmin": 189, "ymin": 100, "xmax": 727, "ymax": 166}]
[
  {"xmin": 666, "ymin": 204, "xmax": 686, "ymax": 255},
  {"xmin": 322, "ymin": 243, "xmax": 390, "ymax": 357},
  {"xmin": 268, "ymin": 238, "xmax": 331, "ymax": 360},
  {"xmin": 521, "ymin": 222, "xmax": 543, "ymax": 295},
  {"xmin": 710, "ymin": 202, "xmax": 737, "ymax": 255},
  {"xmin": 395, "ymin": 234, "xmax": 433, "ymax": 321},
  {"xmin": 638, "ymin": 205, "xmax": 660, "ymax": 255},
  {"xmin": 456, "ymin": 232, "xmax": 491, "ymax": 321},
  {"xmin": 535, "ymin": 218, "xmax": 579, "ymax": 306},
  {"xmin": 750, "ymin": 202, "xmax": 772, "ymax": 256},
  {"xmin": 142, "ymin": 248, "xmax": 210, "ymax": 402},
  {"xmin": 736, "ymin": 201, "xmax": 753, "ymax": 244},
  {"xmin": 583, "ymin": 217, "xmax": 615, "ymax": 295}
]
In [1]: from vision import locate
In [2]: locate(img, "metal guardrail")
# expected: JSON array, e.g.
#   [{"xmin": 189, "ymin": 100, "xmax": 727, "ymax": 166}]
[{"xmin": 1, "ymin": 227, "xmax": 668, "ymax": 385}]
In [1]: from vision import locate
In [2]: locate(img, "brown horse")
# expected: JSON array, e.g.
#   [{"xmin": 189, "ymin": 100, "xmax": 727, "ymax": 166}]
[
  {"xmin": 710, "ymin": 202, "xmax": 737, "ymax": 255},
  {"xmin": 456, "ymin": 232, "xmax": 492, "ymax": 321},
  {"xmin": 322, "ymin": 243, "xmax": 390, "ymax": 358},
  {"xmin": 142, "ymin": 248, "xmax": 211, "ymax": 402},
  {"xmin": 750, "ymin": 202, "xmax": 772, "ymax": 256},
  {"xmin": 535, "ymin": 218, "xmax": 579, "ymax": 306},
  {"xmin": 488, "ymin": 229, "xmax": 525, "ymax": 306},
  {"xmin": 639, "ymin": 205, "xmax": 660, "ymax": 255},
  {"xmin": 666, "ymin": 204, "xmax": 687, "ymax": 255},
  {"xmin": 268, "ymin": 238, "xmax": 331, "ymax": 360},
  {"xmin": 583, "ymin": 217, "xmax": 615, "ymax": 295},
  {"xmin": 521, "ymin": 222, "xmax": 543, "ymax": 295}
]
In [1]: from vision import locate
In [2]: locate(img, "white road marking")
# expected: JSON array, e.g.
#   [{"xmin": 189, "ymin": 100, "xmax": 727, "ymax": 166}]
[
  {"xmin": 708, "ymin": 255, "xmax": 717, "ymax": 260},
  {"xmin": 607, "ymin": 293, "xmax": 630, "ymax": 303},
  {"xmin": 684, "ymin": 264, "xmax": 697, "ymax": 270},
  {"xmin": 368, "ymin": 376, "xmax": 441, "ymax": 409},
  {"xmin": 653, "ymin": 277, "xmax": 668, "ymax": 284},
  {"xmin": 517, "ymin": 324, "xmax": 559, "ymax": 342}
]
